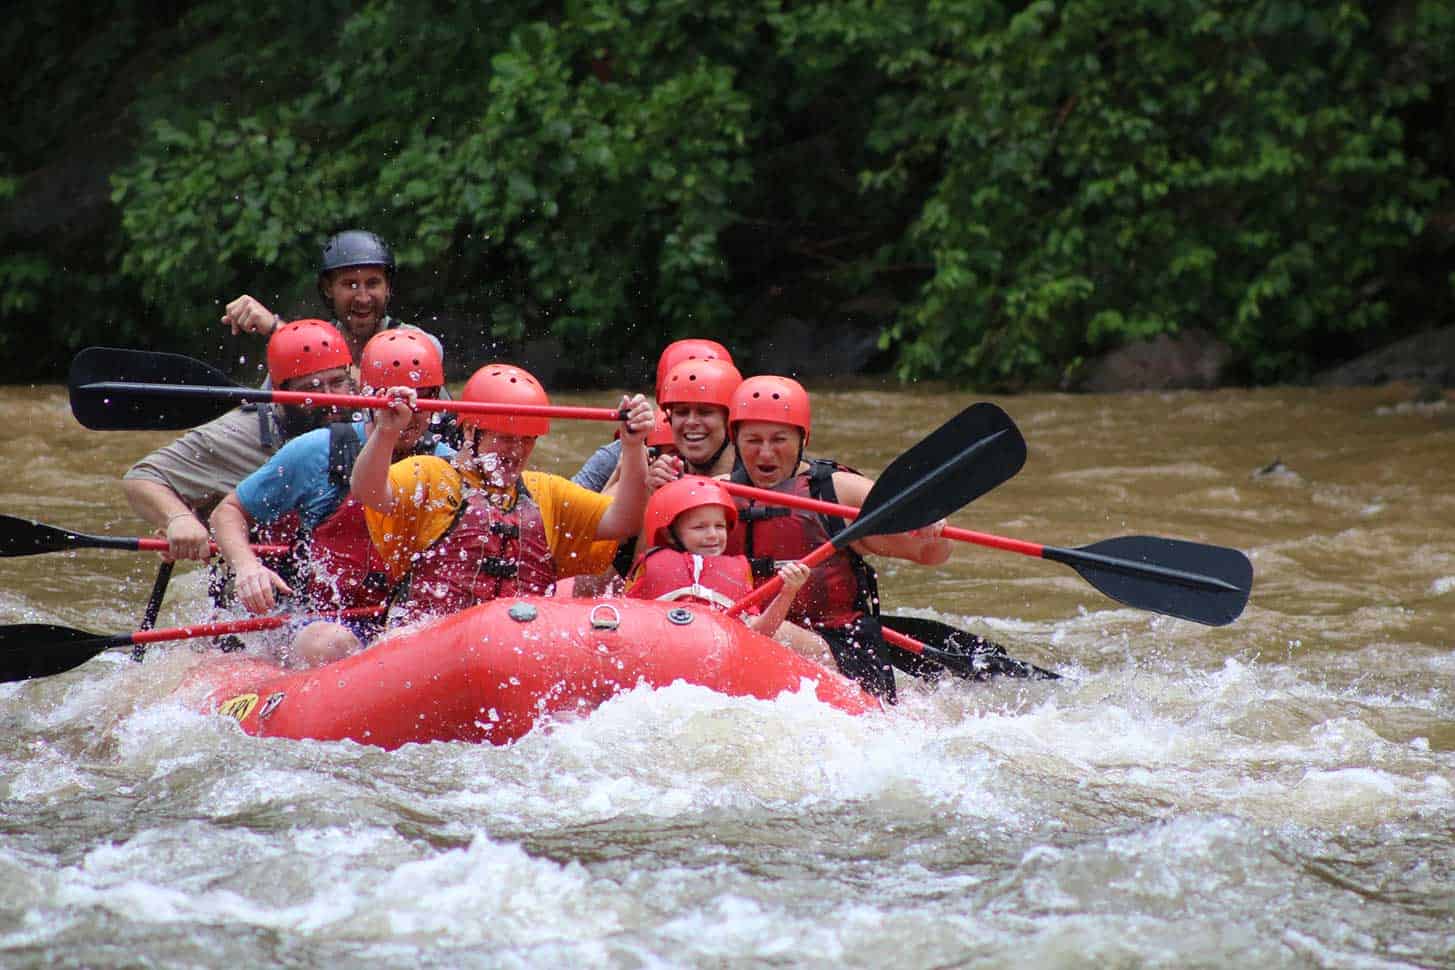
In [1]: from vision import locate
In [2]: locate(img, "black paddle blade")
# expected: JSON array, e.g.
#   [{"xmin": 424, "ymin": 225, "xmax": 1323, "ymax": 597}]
[
  {"xmin": 1046, "ymin": 535, "xmax": 1253, "ymax": 627},
  {"xmin": 840, "ymin": 403, "xmax": 1027, "ymax": 546},
  {"xmin": 69, "ymin": 347, "xmax": 243, "ymax": 430},
  {"xmin": 0, "ymin": 516, "xmax": 89, "ymax": 556},
  {"xmin": 0, "ymin": 515, "xmax": 140, "ymax": 557},
  {"xmin": 879, "ymin": 615, "xmax": 1061, "ymax": 681},
  {"xmin": 0, "ymin": 624, "xmax": 124, "ymax": 683}
]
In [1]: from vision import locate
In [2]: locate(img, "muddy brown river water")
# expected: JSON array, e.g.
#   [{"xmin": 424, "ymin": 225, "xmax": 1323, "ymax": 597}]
[{"xmin": 1, "ymin": 381, "xmax": 1451, "ymax": 967}]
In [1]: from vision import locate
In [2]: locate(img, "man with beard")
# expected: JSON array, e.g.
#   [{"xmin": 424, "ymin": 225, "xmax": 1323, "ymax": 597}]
[
  {"xmin": 219, "ymin": 229, "xmax": 442, "ymax": 367},
  {"xmin": 121, "ymin": 320, "xmax": 356, "ymax": 561}
]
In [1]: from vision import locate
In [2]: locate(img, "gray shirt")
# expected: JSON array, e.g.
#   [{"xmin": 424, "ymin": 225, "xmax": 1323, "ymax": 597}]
[
  {"xmin": 571, "ymin": 438, "xmax": 623, "ymax": 492},
  {"xmin": 124, "ymin": 316, "xmax": 446, "ymax": 517},
  {"xmin": 123, "ymin": 405, "xmax": 284, "ymax": 519}
]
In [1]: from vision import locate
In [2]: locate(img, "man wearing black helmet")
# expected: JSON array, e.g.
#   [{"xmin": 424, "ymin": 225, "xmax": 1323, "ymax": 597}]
[{"xmin": 222, "ymin": 229, "xmax": 441, "ymax": 365}]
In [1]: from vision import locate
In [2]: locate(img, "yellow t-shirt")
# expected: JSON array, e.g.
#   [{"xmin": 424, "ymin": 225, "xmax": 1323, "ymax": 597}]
[{"xmin": 363, "ymin": 455, "xmax": 619, "ymax": 582}]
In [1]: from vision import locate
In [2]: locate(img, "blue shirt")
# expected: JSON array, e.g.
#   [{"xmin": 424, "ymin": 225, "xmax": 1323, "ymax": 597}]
[{"xmin": 237, "ymin": 421, "xmax": 453, "ymax": 528}]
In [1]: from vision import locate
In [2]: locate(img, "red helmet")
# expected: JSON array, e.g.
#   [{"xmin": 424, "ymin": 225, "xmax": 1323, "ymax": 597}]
[
  {"xmin": 729, "ymin": 375, "xmax": 811, "ymax": 446},
  {"xmin": 658, "ymin": 357, "xmax": 743, "ymax": 412},
  {"xmin": 359, "ymin": 329, "xmax": 443, "ymax": 392},
  {"xmin": 266, "ymin": 319, "xmax": 352, "ymax": 386},
  {"xmin": 643, "ymin": 476, "xmax": 738, "ymax": 548},
  {"xmin": 646, "ymin": 408, "xmax": 676, "ymax": 449},
  {"xmin": 459, "ymin": 363, "xmax": 550, "ymax": 436},
  {"xmin": 655, "ymin": 339, "xmax": 732, "ymax": 401}
]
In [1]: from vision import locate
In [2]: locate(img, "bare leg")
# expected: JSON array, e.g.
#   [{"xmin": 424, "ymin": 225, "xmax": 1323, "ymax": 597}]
[
  {"xmin": 286, "ymin": 621, "xmax": 362, "ymax": 669},
  {"xmin": 773, "ymin": 622, "xmax": 833, "ymax": 667}
]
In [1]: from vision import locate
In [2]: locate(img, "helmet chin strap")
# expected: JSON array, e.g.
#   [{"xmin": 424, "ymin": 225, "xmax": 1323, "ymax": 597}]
[{"xmin": 686, "ymin": 435, "xmax": 732, "ymax": 476}]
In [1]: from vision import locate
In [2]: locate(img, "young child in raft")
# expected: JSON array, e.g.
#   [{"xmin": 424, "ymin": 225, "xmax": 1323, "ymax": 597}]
[{"xmin": 624, "ymin": 476, "xmax": 832, "ymax": 664}]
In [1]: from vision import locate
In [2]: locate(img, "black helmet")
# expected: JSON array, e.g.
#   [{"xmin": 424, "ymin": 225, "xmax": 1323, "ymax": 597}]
[{"xmin": 319, "ymin": 230, "xmax": 395, "ymax": 277}]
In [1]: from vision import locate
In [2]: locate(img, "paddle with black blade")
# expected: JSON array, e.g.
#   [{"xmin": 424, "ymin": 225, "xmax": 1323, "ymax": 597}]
[
  {"xmin": 724, "ymin": 403, "xmax": 1042, "ymax": 686},
  {"xmin": 878, "ymin": 614, "xmax": 1060, "ymax": 681},
  {"xmin": 0, "ymin": 606, "xmax": 386, "ymax": 684},
  {"xmin": 0, "ymin": 514, "xmax": 291, "ymax": 559},
  {"xmin": 725, "ymin": 402, "xmax": 1025, "ymax": 629},
  {"xmin": 719, "ymin": 482, "xmax": 1252, "ymax": 627},
  {"xmin": 68, "ymin": 346, "xmax": 628, "ymax": 431}
]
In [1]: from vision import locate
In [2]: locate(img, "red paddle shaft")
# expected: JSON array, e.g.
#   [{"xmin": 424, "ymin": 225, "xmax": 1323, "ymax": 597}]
[
  {"xmin": 723, "ymin": 536, "xmax": 939, "ymax": 659},
  {"xmin": 719, "ymin": 481, "xmax": 1040, "ymax": 556},
  {"xmin": 127, "ymin": 605, "xmax": 386, "ymax": 646},
  {"xmin": 202, "ymin": 387, "xmax": 625, "ymax": 423},
  {"xmin": 720, "ymin": 482, "xmax": 973, "ymax": 657}
]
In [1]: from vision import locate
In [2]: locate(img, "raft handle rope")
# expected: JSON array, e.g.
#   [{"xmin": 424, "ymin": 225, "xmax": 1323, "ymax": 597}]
[{"xmin": 589, "ymin": 603, "xmax": 622, "ymax": 630}]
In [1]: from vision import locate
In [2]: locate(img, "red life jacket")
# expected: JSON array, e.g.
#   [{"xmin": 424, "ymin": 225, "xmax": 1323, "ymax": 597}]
[
  {"xmin": 624, "ymin": 548, "xmax": 756, "ymax": 612},
  {"xmin": 288, "ymin": 423, "xmax": 389, "ymax": 611},
  {"xmin": 396, "ymin": 482, "xmax": 556, "ymax": 621},
  {"xmin": 727, "ymin": 459, "xmax": 878, "ymax": 629},
  {"xmin": 252, "ymin": 512, "xmax": 300, "ymax": 549},
  {"xmin": 305, "ymin": 495, "xmax": 389, "ymax": 610}
]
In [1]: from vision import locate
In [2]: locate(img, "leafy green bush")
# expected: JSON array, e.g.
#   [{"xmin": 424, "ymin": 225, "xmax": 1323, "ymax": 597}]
[
  {"xmin": 847, "ymin": 0, "xmax": 1455, "ymax": 385},
  {"xmin": 2, "ymin": 0, "xmax": 1451, "ymax": 385}
]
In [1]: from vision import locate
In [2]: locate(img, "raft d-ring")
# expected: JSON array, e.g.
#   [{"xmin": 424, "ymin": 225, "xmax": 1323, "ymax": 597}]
[
  {"xmin": 588, "ymin": 603, "xmax": 622, "ymax": 630},
  {"xmin": 666, "ymin": 607, "xmax": 695, "ymax": 626}
]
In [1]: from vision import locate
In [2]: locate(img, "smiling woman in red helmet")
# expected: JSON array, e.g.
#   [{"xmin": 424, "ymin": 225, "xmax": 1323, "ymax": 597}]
[
  {"xmin": 725, "ymin": 375, "xmax": 953, "ymax": 701},
  {"xmin": 652, "ymin": 356, "xmax": 742, "ymax": 478},
  {"xmin": 598, "ymin": 356, "xmax": 744, "ymax": 497},
  {"xmin": 572, "ymin": 338, "xmax": 736, "ymax": 492},
  {"xmin": 208, "ymin": 329, "xmax": 455, "ymax": 667},
  {"xmin": 351, "ymin": 363, "xmax": 656, "ymax": 623}
]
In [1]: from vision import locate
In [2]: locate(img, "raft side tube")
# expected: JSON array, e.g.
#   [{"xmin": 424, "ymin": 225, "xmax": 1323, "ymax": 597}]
[{"xmin": 187, "ymin": 598, "xmax": 877, "ymax": 749}]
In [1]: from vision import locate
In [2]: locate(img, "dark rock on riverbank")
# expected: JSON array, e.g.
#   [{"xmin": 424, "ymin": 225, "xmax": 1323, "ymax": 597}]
[
  {"xmin": 748, "ymin": 316, "xmax": 886, "ymax": 379},
  {"xmin": 1076, "ymin": 328, "xmax": 1232, "ymax": 392},
  {"xmin": 1314, "ymin": 326, "xmax": 1455, "ymax": 388}
]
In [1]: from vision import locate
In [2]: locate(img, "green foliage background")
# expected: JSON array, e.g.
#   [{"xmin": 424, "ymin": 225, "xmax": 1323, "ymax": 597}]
[{"xmin": 2, "ymin": 0, "xmax": 1452, "ymax": 386}]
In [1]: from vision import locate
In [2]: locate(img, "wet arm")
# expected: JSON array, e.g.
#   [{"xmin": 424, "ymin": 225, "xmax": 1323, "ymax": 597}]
[
  {"xmin": 209, "ymin": 493, "xmax": 258, "ymax": 574},
  {"xmin": 121, "ymin": 477, "xmax": 210, "ymax": 561},
  {"xmin": 747, "ymin": 559, "xmax": 809, "ymax": 637},
  {"xmin": 210, "ymin": 491, "xmax": 292, "ymax": 613},
  {"xmin": 595, "ymin": 396, "xmax": 654, "ymax": 540},
  {"xmin": 350, "ymin": 392, "xmax": 413, "ymax": 513},
  {"xmin": 836, "ymin": 471, "xmax": 953, "ymax": 566}
]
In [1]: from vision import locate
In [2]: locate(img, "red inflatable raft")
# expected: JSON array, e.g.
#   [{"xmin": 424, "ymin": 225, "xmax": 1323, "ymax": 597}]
[{"xmin": 177, "ymin": 596, "xmax": 878, "ymax": 749}]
